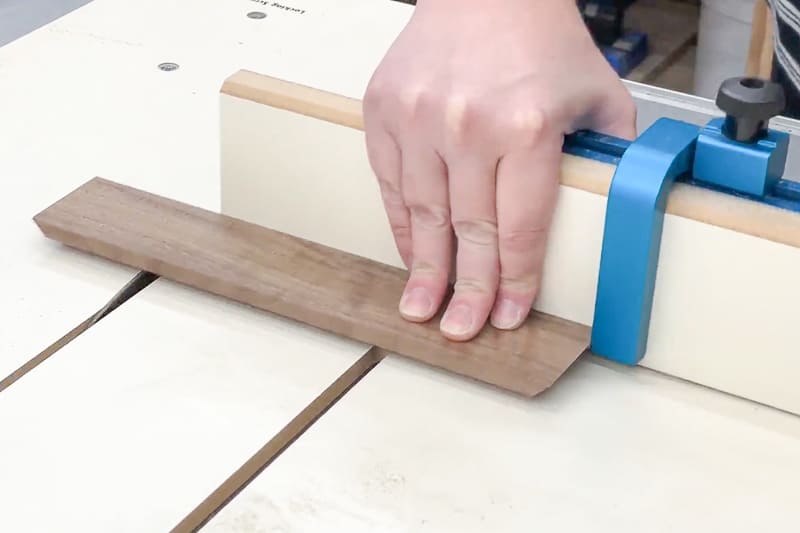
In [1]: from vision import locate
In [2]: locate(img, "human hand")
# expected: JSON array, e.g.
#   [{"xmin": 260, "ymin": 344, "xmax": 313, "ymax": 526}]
[{"xmin": 363, "ymin": 0, "xmax": 636, "ymax": 341}]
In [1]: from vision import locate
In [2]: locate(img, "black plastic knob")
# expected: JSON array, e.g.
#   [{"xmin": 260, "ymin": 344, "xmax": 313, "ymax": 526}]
[{"xmin": 716, "ymin": 77, "xmax": 786, "ymax": 143}]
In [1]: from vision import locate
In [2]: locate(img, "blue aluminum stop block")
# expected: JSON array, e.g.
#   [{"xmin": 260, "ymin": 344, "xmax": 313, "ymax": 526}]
[
  {"xmin": 692, "ymin": 117, "xmax": 789, "ymax": 197},
  {"xmin": 591, "ymin": 118, "xmax": 701, "ymax": 365}
]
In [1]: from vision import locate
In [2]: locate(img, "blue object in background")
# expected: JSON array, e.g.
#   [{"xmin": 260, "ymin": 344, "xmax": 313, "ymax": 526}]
[{"xmin": 601, "ymin": 31, "xmax": 649, "ymax": 77}]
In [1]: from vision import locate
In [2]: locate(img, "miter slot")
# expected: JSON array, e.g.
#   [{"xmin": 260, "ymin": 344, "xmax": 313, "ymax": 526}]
[
  {"xmin": 0, "ymin": 270, "xmax": 157, "ymax": 393},
  {"xmin": 90, "ymin": 271, "xmax": 159, "ymax": 325},
  {"xmin": 170, "ymin": 347, "xmax": 386, "ymax": 533},
  {"xmin": 563, "ymin": 129, "xmax": 630, "ymax": 164}
]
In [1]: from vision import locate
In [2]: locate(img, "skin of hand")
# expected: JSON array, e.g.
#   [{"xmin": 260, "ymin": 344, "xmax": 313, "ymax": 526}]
[{"xmin": 363, "ymin": 0, "xmax": 636, "ymax": 341}]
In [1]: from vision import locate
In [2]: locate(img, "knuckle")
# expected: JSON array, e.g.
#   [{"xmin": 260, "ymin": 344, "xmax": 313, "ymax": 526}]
[
  {"xmin": 409, "ymin": 204, "xmax": 450, "ymax": 230},
  {"xmin": 443, "ymin": 94, "xmax": 476, "ymax": 146},
  {"xmin": 499, "ymin": 227, "xmax": 546, "ymax": 253},
  {"xmin": 505, "ymin": 108, "xmax": 547, "ymax": 147},
  {"xmin": 499, "ymin": 274, "xmax": 539, "ymax": 295},
  {"xmin": 391, "ymin": 223, "xmax": 411, "ymax": 241},
  {"xmin": 454, "ymin": 278, "xmax": 492, "ymax": 295},
  {"xmin": 365, "ymin": 79, "xmax": 438, "ymax": 123},
  {"xmin": 385, "ymin": 206, "xmax": 410, "ymax": 233},
  {"xmin": 399, "ymin": 85, "xmax": 436, "ymax": 119},
  {"xmin": 412, "ymin": 261, "xmax": 438, "ymax": 274},
  {"xmin": 453, "ymin": 219, "xmax": 498, "ymax": 246},
  {"xmin": 364, "ymin": 78, "xmax": 390, "ymax": 111},
  {"xmin": 412, "ymin": 260, "xmax": 447, "ymax": 278},
  {"xmin": 378, "ymin": 179, "xmax": 404, "ymax": 207}
]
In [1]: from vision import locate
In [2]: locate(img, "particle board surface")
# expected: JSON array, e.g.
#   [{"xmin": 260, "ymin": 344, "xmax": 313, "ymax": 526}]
[
  {"xmin": 222, "ymin": 70, "xmax": 800, "ymax": 249},
  {"xmin": 202, "ymin": 355, "xmax": 800, "ymax": 533},
  {"xmin": 0, "ymin": 0, "xmax": 410, "ymax": 382},
  {"xmin": 34, "ymin": 178, "xmax": 590, "ymax": 397},
  {"xmin": 0, "ymin": 277, "xmax": 368, "ymax": 533}
]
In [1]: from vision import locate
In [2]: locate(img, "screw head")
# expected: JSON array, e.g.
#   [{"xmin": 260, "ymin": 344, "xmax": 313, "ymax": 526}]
[
  {"xmin": 247, "ymin": 11, "xmax": 267, "ymax": 19},
  {"xmin": 158, "ymin": 62, "xmax": 180, "ymax": 72}
]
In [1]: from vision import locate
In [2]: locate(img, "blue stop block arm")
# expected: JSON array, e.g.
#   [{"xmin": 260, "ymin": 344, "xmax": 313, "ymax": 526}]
[{"xmin": 590, "ymin": 118, "xmax": 701, "ymax": 365}]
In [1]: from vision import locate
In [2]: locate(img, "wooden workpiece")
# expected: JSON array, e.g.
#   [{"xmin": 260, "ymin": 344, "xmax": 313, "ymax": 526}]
[{"xmin": 34, "ymin": 178, "xmax": 589, "ymax": 396}]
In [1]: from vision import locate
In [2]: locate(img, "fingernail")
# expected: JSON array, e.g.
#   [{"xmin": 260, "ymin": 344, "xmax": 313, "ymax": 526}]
[
  {"xmin": 441, "ymin": 304, "xmax": 474, "ymax": 337},
  {"xmin": 399, "ymin": 287, "xmax": 433, "ymax": 319},
  {"xmin": 491, "ymin": 299, "xmax": 524, "ymax": 330}
]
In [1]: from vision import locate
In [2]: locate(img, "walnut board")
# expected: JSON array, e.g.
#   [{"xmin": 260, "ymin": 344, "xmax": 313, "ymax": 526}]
[
  {"xmin": 33, "ymin": 178, "xmax": 590, "ymax": 397},
  {"xmin": 219, "ymin": 70, "xmax": 800, "ymax": 416}
]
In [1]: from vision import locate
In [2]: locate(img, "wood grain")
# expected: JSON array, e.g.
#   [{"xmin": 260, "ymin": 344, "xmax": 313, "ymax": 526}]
[
  {"xmin": 33, "ymin": 178, "xmax": 590, "ymax": 397},
  {"xmin": 746, "ymin": 0, "xmax": 774, "ymax": 79},
  {"xmin": 221, "ymin": 69, "xmax": 800, "ymax": 251}
]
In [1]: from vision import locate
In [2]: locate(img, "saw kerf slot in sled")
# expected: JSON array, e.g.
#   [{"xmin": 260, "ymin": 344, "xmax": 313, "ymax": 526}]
[{"xmin": 219, "ymin": 69, "xmax": 800, "ymax": 415}]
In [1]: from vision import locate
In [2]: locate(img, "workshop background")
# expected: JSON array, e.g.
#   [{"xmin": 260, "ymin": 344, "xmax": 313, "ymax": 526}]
[
  {"xmin": 387, "ymin": 0, "xmax": 762, "ymax": 100},
  {"xmin": 0, "ymin": 0, "xmax": 764, "ymax": 102}
]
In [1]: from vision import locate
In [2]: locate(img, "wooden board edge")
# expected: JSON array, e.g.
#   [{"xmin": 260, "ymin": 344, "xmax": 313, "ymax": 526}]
[
  {"xmin": 219, "ymin": 68, "xmax": 800, "ymax": 250},
  {"xmin": 221, "ymin": 69, "xmax": 364, "ymax": 130},
  {"xmin": 32, "ymin": 177, "xmax": 590, "ymax": 398}
]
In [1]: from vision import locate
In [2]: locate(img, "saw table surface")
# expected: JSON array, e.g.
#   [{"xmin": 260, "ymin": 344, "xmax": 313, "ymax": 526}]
[
  {"xmin": 204, "ymin": 356, "xmax": 800, "ymax": 533},
  {"xmin": 0, "ymin": 0, "xmax": 407, "ymax": 378},
  {"xmin": 0, "ymin": 278, "xmax": 367, "ymax": 532},
  {"xmin": 1, "ymin": 1, "xmax": 799, "ymax": 532}
]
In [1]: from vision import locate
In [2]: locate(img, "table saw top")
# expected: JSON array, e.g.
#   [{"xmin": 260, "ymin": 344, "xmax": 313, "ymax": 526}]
[{"xmin": 1, "ymin": 1, "xmax": 799, "ymax": 532}]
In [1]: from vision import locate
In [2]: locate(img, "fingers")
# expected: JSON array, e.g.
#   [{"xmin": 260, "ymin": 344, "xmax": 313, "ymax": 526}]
[
  {"xmin": 589, "ymin": 83, "xmax": 638, "ymax": 140},
  {"xmin": 364, "ymin": 127, "xmax": 413, "ymax": 268},
  {"xmin": 491, "ymin": 135, "xmax": 562, "ymax": 330},
  {"xmin": 595, "ymin": 100, "xmax": 637, "ymax": 140},
  {"xmin": 398, "ymin": 141, "xmax": 452, "ymax": 323},
  {"xmin": 442, "ymin": 157, "xmax": 500, "ymax": 340}
]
